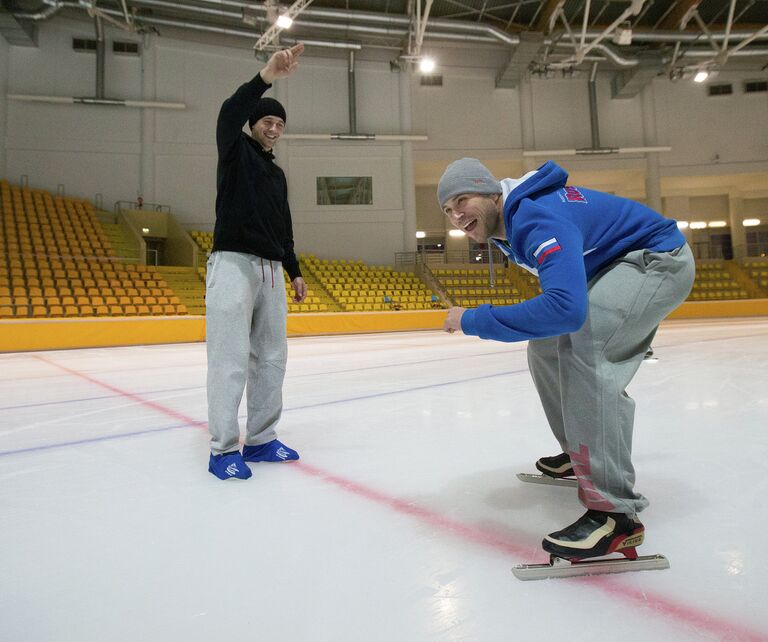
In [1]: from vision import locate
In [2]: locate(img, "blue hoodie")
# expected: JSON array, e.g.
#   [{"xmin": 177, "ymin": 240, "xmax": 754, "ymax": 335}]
[{"xmin": 460, "ymin": 161, "xmax": 686, "ymax": 343}]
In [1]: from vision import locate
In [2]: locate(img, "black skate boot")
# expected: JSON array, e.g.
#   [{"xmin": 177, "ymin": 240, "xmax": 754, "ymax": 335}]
[
  {"xmin": 542, "ymin": 509, "xmax": 645, "ymax": 561},
  {"xmin": 535, "ymin": 452, "xmax": 574, "ymax": 479}
]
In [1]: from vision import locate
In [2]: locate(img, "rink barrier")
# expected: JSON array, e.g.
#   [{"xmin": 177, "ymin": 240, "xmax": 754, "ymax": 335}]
[
  {"xmin": 1, "ymin": 300, "xmax": 768, "ymax": 352},
  {"xmin": 666, "ymin": 298, "xmax": 768, "ymax": 319},
  {"xmin": 0, "ymin": 310, "xmax": 447, "ymax": 352}
]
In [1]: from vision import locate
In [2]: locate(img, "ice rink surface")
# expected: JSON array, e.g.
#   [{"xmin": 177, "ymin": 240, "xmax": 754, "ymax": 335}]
[{"xmin": 1, "ymin": 318, "xmax": 767, "ymax": 642}]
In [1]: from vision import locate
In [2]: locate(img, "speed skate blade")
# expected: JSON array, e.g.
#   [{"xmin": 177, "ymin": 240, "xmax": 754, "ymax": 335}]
[
  {"xmin": 516, "ymin": 473, "xmax": 578, "ymax": 488},
  {"xmin": 512, "ymin": 554, "xmax": 670, "ymax": 581}
]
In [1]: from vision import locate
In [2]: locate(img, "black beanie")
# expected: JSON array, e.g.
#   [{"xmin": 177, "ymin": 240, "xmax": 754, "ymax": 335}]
[{"xmin": 248, "ymin": 97, "xmax": 286, "ymax": 128}]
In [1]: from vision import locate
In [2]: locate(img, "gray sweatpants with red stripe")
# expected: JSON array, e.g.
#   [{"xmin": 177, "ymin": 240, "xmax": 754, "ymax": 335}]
[
  {"xmin": 205, "ymin": 251, "xmax": 288, "ymax": 455},
  {"xmin": 527, "ymin": 244, "xmax": 695, "ymax": 515}
]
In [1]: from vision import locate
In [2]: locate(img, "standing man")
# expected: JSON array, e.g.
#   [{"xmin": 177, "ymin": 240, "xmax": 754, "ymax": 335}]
[
  {"xmin": 439, "ymin": 158, "xmax": 694, "ymax": 561},
  {"xmin": 206, "ymin": 44, "xmax": 307, "ymax": 480}
]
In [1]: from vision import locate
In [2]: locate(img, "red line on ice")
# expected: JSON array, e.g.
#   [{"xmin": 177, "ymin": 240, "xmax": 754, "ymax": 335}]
[{"xmin": 37, "ymin": 354, "xmax": 767, "ymax": 642}]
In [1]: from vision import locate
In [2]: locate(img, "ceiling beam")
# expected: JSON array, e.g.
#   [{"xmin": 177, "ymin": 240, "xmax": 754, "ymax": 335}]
[
  {"xmin": 535, "ymin": 0, "xmax": 563, "ymax": 33},
  {"xmin": 659, "ymin": 0, "xmax": 703, "ymax": 30},
  {"xmin": 0, "ymin": 4, "xmax": 38, "ymax": 46},
  {"xmin": 495, "ymin": 31, "xmax": 544, "ymax": 88}
]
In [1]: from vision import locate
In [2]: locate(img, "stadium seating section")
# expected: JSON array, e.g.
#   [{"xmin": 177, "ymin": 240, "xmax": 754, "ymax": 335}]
[
  {"xmin": 431, "ymin": 265, "xmax": 539, "ymax": 308},
  {"xmin": 688, "ymin": 261, "xmax": 750, "ymax": 301},
  {"xmin": 0, "ymin": 181, "xmax": 186, "ymax": 319},
  {"xmin": 744, "ymin": 259, "xmax": 768, "ymax": 292},
  {"xmin": 3, "ymin": 180, "xmax": 767, "ymax": 321}
]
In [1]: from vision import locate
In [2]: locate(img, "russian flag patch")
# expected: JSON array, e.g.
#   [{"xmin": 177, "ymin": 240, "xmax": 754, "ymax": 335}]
[{"xmin": 533, "ymin": 237, "xmax": 562, "ymax": 265}]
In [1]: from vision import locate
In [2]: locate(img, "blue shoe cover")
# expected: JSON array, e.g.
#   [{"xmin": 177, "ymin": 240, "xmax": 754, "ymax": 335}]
[
  {"xmin": 208, "ymin": 451, "xmax": 252, "ymax": 480},
  {"xmin": 242, "ymin": 439, "xmax": 299, "ymax": 463}
]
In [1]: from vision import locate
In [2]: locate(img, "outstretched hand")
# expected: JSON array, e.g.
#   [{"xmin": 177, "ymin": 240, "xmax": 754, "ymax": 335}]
[
  {"xmin": 260, "ymin": 43, "xmax": 304, "ymax": 84},
  {"xmin": 444, "ymin": 307, "xmax": 466, "ymax": 334}
]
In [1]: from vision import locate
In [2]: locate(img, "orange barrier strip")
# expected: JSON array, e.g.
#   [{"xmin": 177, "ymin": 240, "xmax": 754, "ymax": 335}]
[
  {"xmin": 2, "ymin": 301, "xmax": 768, "ymax": 352},
  {"xmin": 0, "ymin": 311, "xmax": 447, "ymax": 352}
]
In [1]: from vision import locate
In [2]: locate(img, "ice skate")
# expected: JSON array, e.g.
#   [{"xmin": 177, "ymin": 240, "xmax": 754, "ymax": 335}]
[
  {"xmin": 512, "ymin": 509, "xmax": 669, "ymax": 580},
  {"xmin": 516, "ymin": 452, "xmax": 578, "ymax": 488},
  {"xmin": 208, "ymin": 451, "xmax": 252, "ymax": 480},
  {"xmin": 243, "ymin": 439, "xmax": 299, "ymax": 463}
]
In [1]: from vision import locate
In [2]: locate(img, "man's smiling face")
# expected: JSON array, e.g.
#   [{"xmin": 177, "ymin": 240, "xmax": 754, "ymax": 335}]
[
  {"xmin": 251, "ymin": 115, "xmax": 285, "ymax": 151},
  {"xmin": 442, "ymin": 192, "xmax": 504, "ymax": 242}
]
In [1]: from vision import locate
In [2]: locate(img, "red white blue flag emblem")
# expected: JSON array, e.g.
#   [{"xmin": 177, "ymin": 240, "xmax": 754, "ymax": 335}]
[{"xmin": 533, "ymin": 237, "xmax": 561, "ymax": 265}]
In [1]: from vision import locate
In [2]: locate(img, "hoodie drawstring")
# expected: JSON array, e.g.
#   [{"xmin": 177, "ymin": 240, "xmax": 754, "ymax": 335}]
[{"xmin": 259, "ymin": 258, "xmax": 275, "ymax": 288}]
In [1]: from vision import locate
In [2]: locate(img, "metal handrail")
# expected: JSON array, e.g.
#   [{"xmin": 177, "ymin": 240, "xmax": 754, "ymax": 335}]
[
  {"xmin": 395, "ymin": 248, "xmax": 509, "ymax": 266},
  {"xmin": 114, "ymin": 200, "xmax": 171, "ymax": 213}
]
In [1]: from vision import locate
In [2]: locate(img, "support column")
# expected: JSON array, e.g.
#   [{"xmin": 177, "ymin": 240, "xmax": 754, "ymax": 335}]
[
  {"xmin": 664, "ymin": 194, "xmax": 692, "ymax": 245},
  {"xmin": 140, "ymin": 34, "xmax": 157, "ymax": 204},
  {"xmin": 641, "ymin": 83, "xmax": 662, "ymax": 212},
  {"xmin": 399, "ymin": 69, "xmax": 417, "ymax": 253},
  {"xmin": 519, "ymin": 73, "xmax": 537, "ymax": 172},
  {"xmin": 729, "ymin": 192, "xmax": 747, "ymax": 258}
]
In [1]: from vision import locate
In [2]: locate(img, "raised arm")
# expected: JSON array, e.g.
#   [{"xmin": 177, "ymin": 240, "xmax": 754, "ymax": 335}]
[{"xmin": 216, "ymin": 43, "xmax": 304, "ymax": 159}]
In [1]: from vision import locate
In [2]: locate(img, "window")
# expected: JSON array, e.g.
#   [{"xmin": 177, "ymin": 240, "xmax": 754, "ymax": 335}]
[
  {"xmin": 316, "ymin": 177, "xmax": 372, "ymax": 205},
  {"xmin": 744, "ymin": 80, "xmax": 768, "ymax": 94},
  {"xmin": 417, "ymin": 236, "xmax": 445, "ymax": 252},
  {"xmin": 420, "ymin": 75, "xmax": 443, "ymax": 87},
  {"xmin": 73, "ymin": 38, "xmax": 97, "ymax": 52},
  {"xmin": 707, "ymin": 83, "xmax": 733, "ymax": 96},
  {"xmin": 113, "ymin": 41, "xmax": 140, "ymax": 55}
]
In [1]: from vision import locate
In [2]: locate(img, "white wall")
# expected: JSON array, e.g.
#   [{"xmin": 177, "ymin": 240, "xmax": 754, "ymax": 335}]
[
  {"xmin": 4, "ymin": 17, "xmax": 768, "ymax": 264},
  {"xmin": 690, "ymin": 195, "xmax": 730, "ymax": 219},
  {"xmin": 657, "ymin": 73, "xmax": 768, "ymax": 172},
  {"xmin": 286, "ymin": 143, "xmax": 407, "ymax": 265},
  {"xmin": 415, "ymin": 185, "xmax": 443, "ymax": 235},
  {"xmin": 412, "ymin": 69, "xmax": 522, "ymax": 154},
  {"xmin": 5, "ymin": 19, "xmax": 142, "ymax": 205},
  {"xmin": 744, "ymin": 198, "xmax": 768, "ymax": 217},
  {"xmin": 412, "ymin": 65, "xmax": 768, "ymax": 182},
  {"xmin": 3, "ymin": 19, "xmax": 416, "ymax": 263}
]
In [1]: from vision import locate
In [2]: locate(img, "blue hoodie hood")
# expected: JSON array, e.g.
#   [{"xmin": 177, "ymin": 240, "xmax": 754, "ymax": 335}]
[{"xmin": 502, "ymin": 161, "xmax": 568, "ymax": 227}]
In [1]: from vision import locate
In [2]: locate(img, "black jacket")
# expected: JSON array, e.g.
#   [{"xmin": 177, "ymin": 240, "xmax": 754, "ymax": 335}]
[{"xmin": 213, "ymin": 74, "xmax": 301, "ymax": 280}]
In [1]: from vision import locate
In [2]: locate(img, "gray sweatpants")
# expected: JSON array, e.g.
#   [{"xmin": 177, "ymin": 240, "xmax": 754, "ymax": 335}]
[
  {"xmin": 205, "ymin": 251, "xmax": 288, "ymax": 455},
  {"xmin": 527, "ymin": 244, "xmax": 695, "ymax": 515}
]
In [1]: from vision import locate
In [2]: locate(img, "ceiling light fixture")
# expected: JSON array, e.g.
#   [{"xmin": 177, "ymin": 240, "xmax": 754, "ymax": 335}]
[
  {"xmin": 419, "ymin": 57, "xmax": 436, "ymax": 74},
  {"xmin": 276, "ymin": 14, "xmax": 293, "ymax": 29},
  {"xmin": 694, "ymin": 70, "xmax": 709, "ymax": 83}
]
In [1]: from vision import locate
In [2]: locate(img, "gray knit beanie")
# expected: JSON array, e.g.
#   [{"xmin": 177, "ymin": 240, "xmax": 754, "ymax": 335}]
[{"xmin": 437, "ymin": 158, "xmax": 501, "ymax": 207}]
